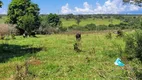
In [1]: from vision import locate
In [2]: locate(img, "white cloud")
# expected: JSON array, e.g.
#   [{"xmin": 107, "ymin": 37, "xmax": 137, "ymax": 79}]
[
  {"xmin": 74, "ymin": 2, "xmax": 94, "ymax": 14},
  {"xmin": 61, "ymin": 0, "xmax": 141, "ymax": 14},
  {"xmin": 61, "ymin": 3, "xmax": 72, "ymax": 14},
  {"xmin": 0, "ymin": 8, "xmax": 7, "ymax": 14},
  {"xmin": 129, "ymin": 5, "xmax": 139, "ymax": 11}
]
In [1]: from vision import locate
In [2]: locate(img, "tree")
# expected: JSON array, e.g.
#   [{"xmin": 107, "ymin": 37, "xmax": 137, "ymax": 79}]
[
  {"xmin": 17, "ymin": 14, "xmax": 35, "ymax": 35},
  {"xmin": 75, "ymin": 16, "xmax": 81, "ymax": 25},
  {"xmin": 0, "ymin": 0, "xmax": 3, "ymax": 8},
  {"xmin": 66, "ymin": 14, "xmax": 74, "ymax": 20},
  {"xmin": 47, "ymin": 13, "xmax": 62, "ymax": 28},
  {"xmin": 6, "ymin": 0, "xmax": 40, "ymax": 35},
  {"xmin": 39, "ymin": 14, "xmax": 62, "ymax": 34}
]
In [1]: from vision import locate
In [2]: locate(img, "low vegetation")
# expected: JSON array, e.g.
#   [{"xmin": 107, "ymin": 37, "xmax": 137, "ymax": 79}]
[{"xmin": 0, "ymin": 31, "xmax": 141, "ymax": 79}]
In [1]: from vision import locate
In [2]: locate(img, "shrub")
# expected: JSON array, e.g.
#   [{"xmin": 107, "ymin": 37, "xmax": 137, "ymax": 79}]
[
  {"xmin": 0, "ymin": 24, "xmax": 18, "ymax": 39},
  {"xmin": 117, "ymin": 30, "xmax": 124, "ymax": 37},
  {"xmin": 108, "ymin": 24, "xmax": 114, "ymax": 27},
  {"xmin": 84, "ymin": 24, "xmax": 96, "ymax": 30},
  {"xmin": 125, "ymin": 30, "xmax": 142, "ymax": 61},
  {"xmin": 59, "ymin": 27, "xmax": 67, "ymax": 32},
  {"xmin": 135, "ymin": 30, "xmax": 142, "ymax": 61},
  {"xmin": 97, "ymin": 25, "xmax": 108, "ymax": 31},
  {"xmin": 125, "ymin": 33, "xmax": 135, "ymax": 59},
  {"xmin": 0, "ymin": 24, "xmax": 9, "ymax": 39},
  {"xmin": 106, "ymin": 32, "xmax": 112, "ymax": 39}
]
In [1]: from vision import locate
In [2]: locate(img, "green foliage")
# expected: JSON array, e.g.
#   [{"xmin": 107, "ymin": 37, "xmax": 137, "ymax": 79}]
[
  {"xmin": 84, "ymin": 24, "xmax": 96, "ymax": 30},
  {"xmin": 0, "ymin": 0, "xmax": 3, "ymax": 8},
  {"xmin": 65, "ymin": 14, "xmax": 74, "ymax": 20},
  {"xmin": 59, "ymin": 27, "xmax": 67, "ymax": 32},
  {"xmin": 97, "ymin": 25, "xmax": 108, "ymax": 30},
  {"xmin": 75, "ymin": 16, "xmax": 81, "ymax": 25},
  {"xmin": 125, "ymin": 33, "xmax": 136, "ymax": 58},
  {"xmin": 47, "ymin": 13, "xmax": 62, "ymax": 28},
  {"xmin": 39, "ymin": 14, "xmax": 62, "ymax": 34},
  {"xmin": 125, "ymin": 30, "xmax": 142, "ymax": 61},
  {"xmin": 106, "ymin": 32, "xmax": 112, "ymax": 39},
  {"xmin": 108, "ymin": 24, "xmax": 115, "ymax": 28},
  {"xmin": 6, "ymin": 0, "xmax": 40, "ymax": 33},
  {"xmin": 0, "ymin": 33, "xmax": 141, "ymax": 79},
  {"xmin": 117, "ymin": 30, "xmax": 124, "ymax": 37},
  {"xmin": 17, "ymin": 14, "xmax": 35, "ymax": 34},
  {"xmin": 40, "ymin": 16, "xmax": 49, "ymax": 28}
]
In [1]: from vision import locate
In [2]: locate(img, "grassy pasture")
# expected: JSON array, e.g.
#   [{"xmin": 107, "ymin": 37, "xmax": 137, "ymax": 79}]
[
  {"xmin": 61, "ymin": 18, "xmax": 122, "ymax": 27},
  {"xmin": 0, "ymin": 32, "xmax": 141, "ymax": 80}
]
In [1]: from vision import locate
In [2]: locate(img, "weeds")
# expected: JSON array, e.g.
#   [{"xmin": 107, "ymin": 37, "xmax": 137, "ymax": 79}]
[
  {"xmin": 125, "ymin": 30, "xmax": 142, "ymax": 61},
  {"xmin": 106, "ymin": 32, "xmax": 112, "ymax": 39}
]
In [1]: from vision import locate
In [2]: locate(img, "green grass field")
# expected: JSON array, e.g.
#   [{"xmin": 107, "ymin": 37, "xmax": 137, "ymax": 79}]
[
  {"xmin": 61, "ymin": 18, "xmax": 122, "ymax": 27},
  {"xmin": 0, "ymin": 16, "xmax": 122, "ymax": 28},
  {"xmin": 0, "ymin": 32, "xmax": 141, "ymax": 80}
]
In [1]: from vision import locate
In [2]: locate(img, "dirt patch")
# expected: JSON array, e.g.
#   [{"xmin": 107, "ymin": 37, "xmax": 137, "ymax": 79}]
[{"xmin": 28, "ymin": 57, "xmax": 42, "ymax": 65}]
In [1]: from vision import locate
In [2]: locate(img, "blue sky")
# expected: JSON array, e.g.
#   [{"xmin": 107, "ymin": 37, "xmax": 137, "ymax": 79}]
[{"xmin": 0, "ymin": 0, "xmax": 142, "ymax": 14}]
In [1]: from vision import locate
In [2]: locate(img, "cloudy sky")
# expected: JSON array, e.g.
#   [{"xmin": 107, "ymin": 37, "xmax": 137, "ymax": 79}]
[{"xmin": 0, "ymin": 0, "xmax": 142, "ymax": 14}]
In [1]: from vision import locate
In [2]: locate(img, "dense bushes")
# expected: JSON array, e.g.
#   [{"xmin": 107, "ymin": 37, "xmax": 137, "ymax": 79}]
[
  {"xmin": 125, "ymin": 30, "xmax": 142, "ymax": 61},
  {"xmin": 65, "ymin": 21, "xmax": 138, "ymax": 31},
  {"xmin": 84, "ymin": 24, "xmax": 96, "ymax": 30},
  {"xmin": 67, "ymin": 24, "xmax": 108, "ymax": 31}
]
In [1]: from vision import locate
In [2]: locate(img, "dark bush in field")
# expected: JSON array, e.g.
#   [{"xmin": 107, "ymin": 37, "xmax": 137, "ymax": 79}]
[
  {"xmin": 108, "ymin": 24, "xmax": 115, "ymax": 28},
  {"xmin": 125, "ymin": 30, "xmax": 142, "ymax": 61},
  {"xmin": 117, "ymin": 30, "xmax": 124, "ymax": 37},
  {"xmin": 97, "ymin": 25, "xmax": 108, "ymax": 30},
  {"xmin": 106, "ymin": 32, "xmax": 112, "ymax": 39},
  {"xmin": 125, "ymin": 33, "xmax": 135, "ymax": 59},
  {"xmin": 84, "ymin": 24, "xmax": 96, "ymax": 30},
  {"xmin": 59, "ymin": 27, "xmax": 67, "ymax": 32},
  {"xmin": 68, "ymin": 24, "xmax": 108, "ymax": 31}
]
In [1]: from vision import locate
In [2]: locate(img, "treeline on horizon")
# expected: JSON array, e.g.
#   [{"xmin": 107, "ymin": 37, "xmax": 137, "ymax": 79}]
[
  {"xmin": 0, "ymin": 14, "xmax": 142, "ymax": 16},
  {"xmin": 0, "ymin": 13, "xmax": 142, "ymax": 35}
]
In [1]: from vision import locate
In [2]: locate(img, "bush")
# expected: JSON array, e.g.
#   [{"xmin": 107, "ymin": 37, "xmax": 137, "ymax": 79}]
[
  {"xmin": 125, "ymin": 30, "xmax": 142, "ymax": 61},
  {"xmin": 59, "ymin": 27, "xmax": 67, "ymax": 32},
  {"xmin": 135, "ymin": 30, "xmax": 142, "ymax": 61},
  {"xmin": 84, "ymin": 24, "xmax": 96, "ymax": 30},
  {"xmin": 108, "ymin": 24, "xmax": 114, "ymax": 27},
  {"xmin": 97, "ymin": 25, "xmax": 108, "ymax": 30},
  {"xmin": 125, "ymin": 33, "xmax": 135, "ymax": 59},
  {"xmin": 117, "ymin": 30, "xmax": 124, "ymax": 37},
  {"xmin": 106, "ymin": 32, "xmax": 112, "ymax": 39},
  {"xmin": 0, "ymin": 24, "xmax": 18, "ymax": 39},
  {"xmin": 0, "ymin": 24, "xmax": 9, "ymax": 39},
  {"xmin": 68, "ymin": 24, "xmax": 108, "ymax": 31}
]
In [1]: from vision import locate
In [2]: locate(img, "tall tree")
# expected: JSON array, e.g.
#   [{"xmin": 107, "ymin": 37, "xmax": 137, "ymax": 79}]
[{"xmin": 6, "ymin": 0, "xmax": 40, "ymax": 35}]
